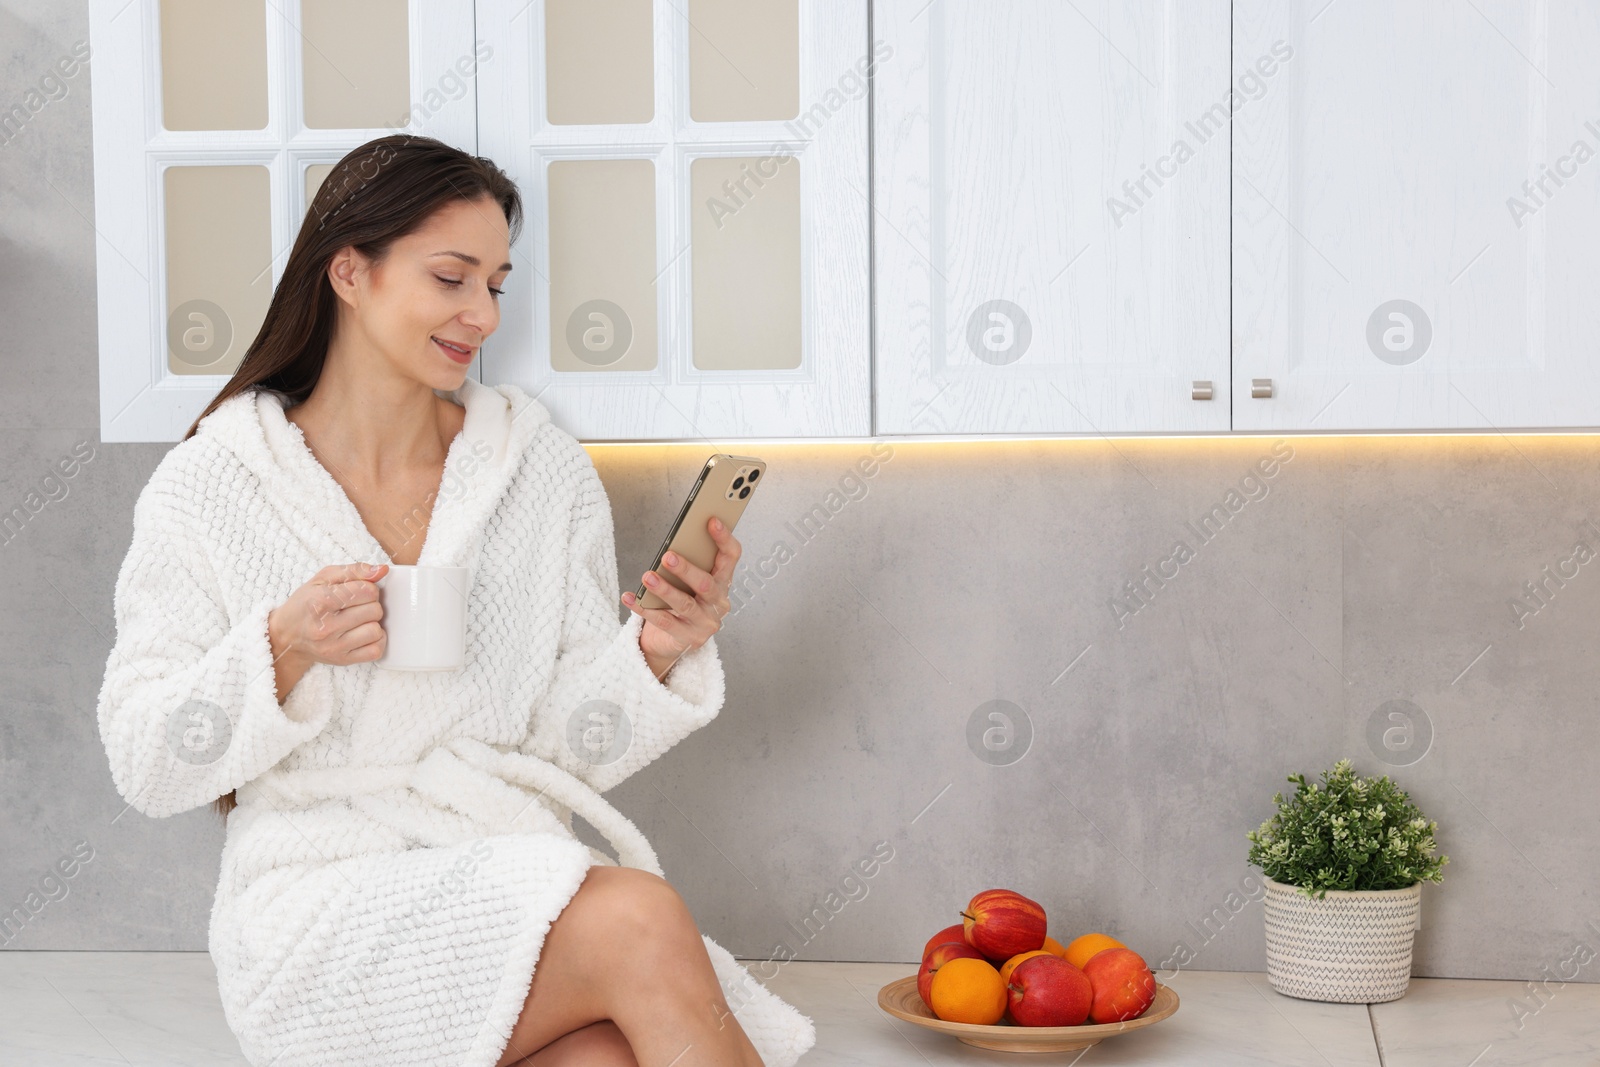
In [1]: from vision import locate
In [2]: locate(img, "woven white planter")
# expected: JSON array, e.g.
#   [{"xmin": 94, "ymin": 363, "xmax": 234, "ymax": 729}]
[{"xmin": 1262, "ymin": 876, "xmax": 1421, "ymax": 1003}]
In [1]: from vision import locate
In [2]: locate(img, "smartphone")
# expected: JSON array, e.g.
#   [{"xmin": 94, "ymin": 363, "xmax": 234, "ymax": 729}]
[{"xmin": 634, "ymin": 454, "xmax": 767, "ymax": 610}]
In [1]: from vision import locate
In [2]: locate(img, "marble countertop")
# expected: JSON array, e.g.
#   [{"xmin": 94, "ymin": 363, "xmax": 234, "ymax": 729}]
[
  {"xmin": 763, "ymin": 961, "xmax": 1600, "ymax": 1066},
  {"xmin": 1, "ymin": 952, "xmax": 1594, "ymax": 1065}
]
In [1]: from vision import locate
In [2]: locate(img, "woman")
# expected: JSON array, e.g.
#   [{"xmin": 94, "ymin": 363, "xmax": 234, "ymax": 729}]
[{"xmin": 95, "ymin": 135, "xmax": 814, "ymax": 1067}]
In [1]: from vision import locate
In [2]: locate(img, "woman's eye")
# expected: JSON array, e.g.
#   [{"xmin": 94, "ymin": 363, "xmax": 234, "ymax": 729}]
[{"xmin": 435, "ymin": 274, "xmax": 504, "ymax": 298}]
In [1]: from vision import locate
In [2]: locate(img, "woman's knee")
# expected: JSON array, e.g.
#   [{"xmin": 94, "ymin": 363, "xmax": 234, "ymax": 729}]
[
  {"xmin": 494, "ymin": 871, "xmax": 693, "ymax": 1067},
  {"xmin": 568, "ymin": 866, "xmax": 701, "ymax": 951}
]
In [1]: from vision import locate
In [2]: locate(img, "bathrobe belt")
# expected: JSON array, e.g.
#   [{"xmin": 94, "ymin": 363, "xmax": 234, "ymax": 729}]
[{"xmin": 241, "ymin": 737, "xmax": 664, "ymax": 877}]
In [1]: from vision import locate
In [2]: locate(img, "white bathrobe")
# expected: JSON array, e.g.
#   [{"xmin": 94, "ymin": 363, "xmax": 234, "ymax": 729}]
[{"xmin": 95, "ymin": 376, "xmax": 816, "ymax": 1066}]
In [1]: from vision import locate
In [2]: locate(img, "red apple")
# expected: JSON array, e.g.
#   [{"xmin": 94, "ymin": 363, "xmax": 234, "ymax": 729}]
[
  {"xmin": 1082, "ymin": 947, "xmax": 1157, "ymax": 1023},
  {"xmin": 918, "ymin": 941, "xmax": 986, "ymax": 1008},
  {"xmin": 961, "ymin": 889, "xmax": 1047, "ymax": 960},
  {"xmin": 922, "ymin": 923, "xmax": 968, "ymax": 961},
  {"xmin": 1006, "ymin": 954, "xmax": 1093, "ymax": 1027}
]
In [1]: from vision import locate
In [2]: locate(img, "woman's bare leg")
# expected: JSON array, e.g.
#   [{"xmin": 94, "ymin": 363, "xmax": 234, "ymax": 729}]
[
  {"xmin": 494, "ymin": 866, "xmax": 764, "ymax": 1067},
  {"xmin": 512, "ymin": 1020, "xmax": 636, "ymax": 1066}
]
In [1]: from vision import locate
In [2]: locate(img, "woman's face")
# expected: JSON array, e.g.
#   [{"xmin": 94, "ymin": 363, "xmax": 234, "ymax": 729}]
[{"xmin": 328, "ymin": 194, "xmax": 512, "ymax": 391}]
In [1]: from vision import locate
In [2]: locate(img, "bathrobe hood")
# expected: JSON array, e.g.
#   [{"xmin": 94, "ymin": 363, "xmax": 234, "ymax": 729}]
[{"xmin": 201, "ymin": 375, "xmax": 551, "ymax": 570}]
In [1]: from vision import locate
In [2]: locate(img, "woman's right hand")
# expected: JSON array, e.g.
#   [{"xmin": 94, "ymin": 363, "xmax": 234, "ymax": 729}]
[{"xmin": 266, "ymin": 562, "xmax": 390, "ymax": 704}]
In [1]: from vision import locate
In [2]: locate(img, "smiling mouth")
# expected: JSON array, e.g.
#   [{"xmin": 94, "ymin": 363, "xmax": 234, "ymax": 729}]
[{"xmin": 432, "ymin": 336, "xmax": 475, "ymax": 361}]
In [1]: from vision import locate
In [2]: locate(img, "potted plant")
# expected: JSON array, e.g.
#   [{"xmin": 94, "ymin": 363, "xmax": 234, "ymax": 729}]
[{"xmin": 1246, "ymin": 758, "xmax": 1448, "ymax": 1003}]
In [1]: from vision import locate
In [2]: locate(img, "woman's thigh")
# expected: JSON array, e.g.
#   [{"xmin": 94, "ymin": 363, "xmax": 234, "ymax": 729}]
[{"xmin": 493, "ymin": 865, "xmax": 698, "ymax": 1067}]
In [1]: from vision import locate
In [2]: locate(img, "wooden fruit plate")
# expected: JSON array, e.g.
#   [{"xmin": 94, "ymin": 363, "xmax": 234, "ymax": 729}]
[{"xmin": 876, "ymin": 975, "xmax": 1179, "ymax": 1053}]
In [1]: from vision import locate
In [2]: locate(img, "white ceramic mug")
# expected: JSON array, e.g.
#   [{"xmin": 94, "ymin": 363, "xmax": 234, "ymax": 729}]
[{"xmin": 374, "ymin": 564, "xmax": 470, "ymax": 671}]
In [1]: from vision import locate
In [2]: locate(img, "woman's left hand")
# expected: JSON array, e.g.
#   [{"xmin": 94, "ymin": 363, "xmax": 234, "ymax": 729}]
[{"xmin": 623, "ymin": 516, "xmax": 740, "ymax": 678}]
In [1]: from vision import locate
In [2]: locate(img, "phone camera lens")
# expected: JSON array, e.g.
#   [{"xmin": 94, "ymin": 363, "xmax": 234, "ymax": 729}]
[
  {"xmin": 747, "ymin": 468, "xmax": 760, "ymax": 481},
  {"xmin": 739, "ymin": 486, "xmax": 751, "ymax": 499},
  {"xmin": 732, "ymin": 475, "xmax": 745, "ymax": 490}
]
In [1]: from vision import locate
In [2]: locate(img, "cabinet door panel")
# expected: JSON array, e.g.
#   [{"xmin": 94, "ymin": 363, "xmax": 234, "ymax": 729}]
[
  {"xmin": 93, "ymin": 0, "xmax": 477, "ymax": 442},
  {"xmin": 874, "ymin": 0, "xmax": 1231, "ymax": 435},
  {"xmin": 477, "ymin": 0, "xmax": 869, "ymax": 440},
  {"xmin": 1234, "ymin": 0, "xmax": 1600, "ymax": 431}
]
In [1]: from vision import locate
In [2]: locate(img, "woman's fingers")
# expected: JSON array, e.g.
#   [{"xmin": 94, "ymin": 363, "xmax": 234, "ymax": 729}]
[
  {"xmin": 626, "ymin": 566, "xmax": 713, "ymax": 642},
  {"xmin": 624, "ymin": 525, "xmax": 741, "ymax": 656},
  {"xmin": 622, "ymin": 596, "xmax": 692, "ymax": 649},
  {"xmin": 319, "ymin": 587, "xmax": 382, "ymax": 635},
  {"xmin": 661, "ymin": 528, "xmax": 739, "ymax": 607},
  {"xmin": 706, "ymin": 518, "xmax": 742, "ymax": 584},
  {"xmin": 660, "ymin": 551, "xmax": 715, "ymax": 598},
  {"xmin": 639, "ymin": 566, "xmax": 697, "ymax": 614},
  {"xmin": 653, "ymin": 552, "xmax": 731, "ymax": 627},
  {"xmin": 279, "ymin": 562, "xmax": 392, "ymax": 668},
  {"xmin": 306, "ymin": 576, "xmax": 384, "ymax": 660},
  {"xmin": 339, "ymin": 620, "xmax": 388, "ymax": 660}
]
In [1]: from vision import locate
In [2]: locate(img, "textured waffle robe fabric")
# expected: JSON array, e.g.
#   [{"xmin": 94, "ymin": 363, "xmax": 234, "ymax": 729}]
[{"xmin": 95, "ymin": 376, "xmax": 816, "ymax": 1066}]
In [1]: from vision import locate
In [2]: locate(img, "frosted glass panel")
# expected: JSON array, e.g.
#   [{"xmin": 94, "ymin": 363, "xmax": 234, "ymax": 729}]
[
  {"xmin": 690, "ymin": 156, "xmax": 800, "ymax": 370},
  {"xmin": 545, "ymin": 0, "xmax": 654, "ymax": 125},
  {"xmin": 301, "ymin": 0, "xmax": 411, "ymax": 129},
  {"xmin": 548, "ymin": 160, "xmax": 658, "ymax": 372},
  {"xmin": 689, "ymin": 0, "xmax": 799, "ymax": 122},
  {"xmin": 164, "ymin": 166, "xmax": 273, "ymax": 376},
  {"xmin": 160, "ymin": 0, "xmax": 268, "ymax": 130},
  {"xmin": 304, "ymin": 163, "xmax": 335, "ymax": 220}
]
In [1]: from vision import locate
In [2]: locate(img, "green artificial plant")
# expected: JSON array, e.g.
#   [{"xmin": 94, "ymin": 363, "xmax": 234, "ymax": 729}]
[{"xmin": 1247, "ymin": 758, "xmax": 1448, "ymax": 898}]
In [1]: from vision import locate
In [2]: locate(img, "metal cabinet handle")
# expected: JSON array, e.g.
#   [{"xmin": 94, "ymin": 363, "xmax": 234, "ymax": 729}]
[
  {"xmin": 1192, "ymin": 380, "xmax": 1214, "ymax": 400},
  {"xmin": 1251, "ymin": 378, "xmax": 1273, "ymax": 399}
]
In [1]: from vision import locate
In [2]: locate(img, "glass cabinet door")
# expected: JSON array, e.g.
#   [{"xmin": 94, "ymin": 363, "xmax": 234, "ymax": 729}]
[
  {"xmin": 93, "ymin": 0, "xmax": 478, "ymax": 442},
  {"xmin": 477, "ymin": 0, "xmax": 871, "ymax": 439}
]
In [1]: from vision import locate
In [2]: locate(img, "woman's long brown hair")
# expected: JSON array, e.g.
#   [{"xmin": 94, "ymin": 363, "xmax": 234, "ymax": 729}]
[{"xmin": 180, "ymin": 134, "xmax": 525, "ymax": 821}]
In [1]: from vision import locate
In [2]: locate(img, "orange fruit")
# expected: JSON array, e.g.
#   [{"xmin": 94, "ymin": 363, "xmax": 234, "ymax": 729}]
[
  {"xmin": 998, "ymin": 949, "xmax": 1054, "ymax": 985},
  {"xmin": 1041, "ymin": 936, "xmax": 1068, "ymax": 958},
  {"xmin": 928, "ymin": 956, "xmax": 1007, "ymax": 1025},
  {"xmin": 1064, "ymin": 932, "xmax": 1125, "ymax": 971}
]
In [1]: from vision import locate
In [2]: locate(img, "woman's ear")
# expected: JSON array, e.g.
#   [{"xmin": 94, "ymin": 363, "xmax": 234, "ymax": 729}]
[{"xmin": 326, "ymin": 247, "xmax": 363, "ymax": 308}]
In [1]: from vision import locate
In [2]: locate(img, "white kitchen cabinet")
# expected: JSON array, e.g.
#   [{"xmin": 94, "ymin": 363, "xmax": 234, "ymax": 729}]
[
  {"xmin": 92, "ymin": 0, "xmax": 1600, "ymax": 444},
  {"xmin": 476, "ymin": 0, "xmax": 871, "ymax": 440},
  {"xmin": 91, "ymin": 0, "xmax": 479, "ymax": 443},
  {"xmin": 872, "ymin": 0, "xmax": 1232, "ymax": 436},
  {"xmin": 1233, "ymin": 0, "xmax": 1600, "ymax": 431}
]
